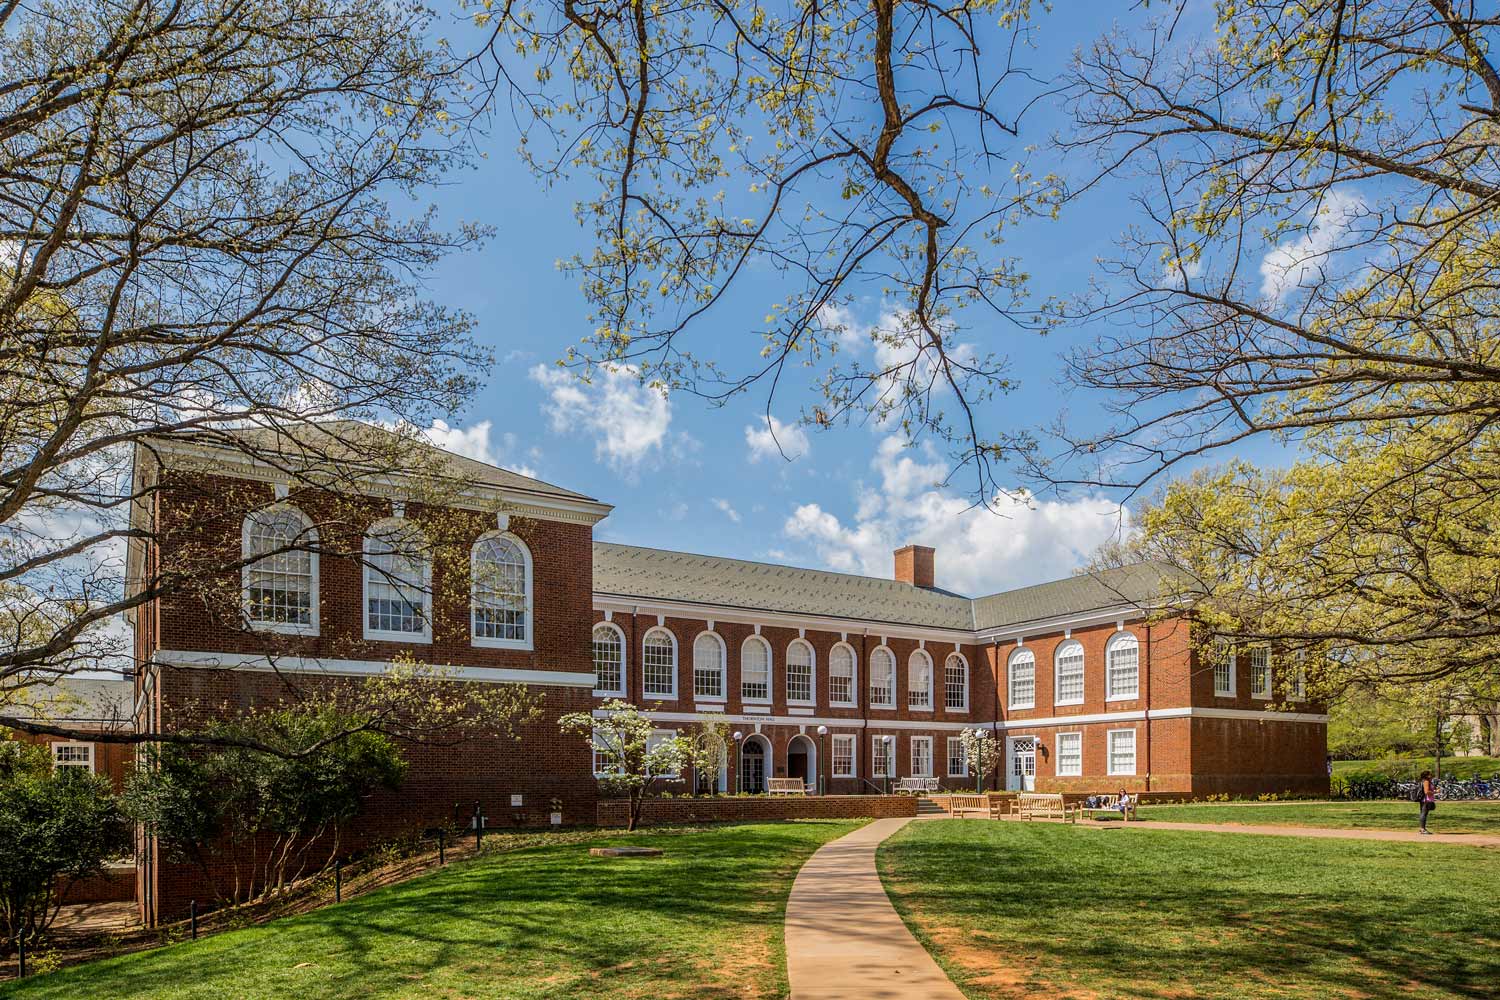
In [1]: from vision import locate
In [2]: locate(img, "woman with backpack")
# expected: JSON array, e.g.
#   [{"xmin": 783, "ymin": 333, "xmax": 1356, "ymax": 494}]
[{"xmin": 1416, "ymin": 770, "xmax": 1436, "ymax": 834}]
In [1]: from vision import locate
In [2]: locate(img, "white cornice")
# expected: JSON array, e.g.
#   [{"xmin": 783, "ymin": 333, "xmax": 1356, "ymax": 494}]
[
  {"xmin": 974, "ymin": 606, "xmax": 1146, "ymax": 643},
  {"xmin": 591, "ymin": 595, "xmax": 977, "ymax": 645},
  {"xmin": 154, "ymin": 649, "xmax": 595, "ymax": 688},
  {"xmin": 149, "ymin": 438, "xmax": 613, "ymax": 527}
]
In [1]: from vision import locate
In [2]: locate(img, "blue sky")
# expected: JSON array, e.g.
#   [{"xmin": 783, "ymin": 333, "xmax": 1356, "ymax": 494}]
[{"xmin": 408, "ymin": 3, "xmax": 1276, "ymax": 599}]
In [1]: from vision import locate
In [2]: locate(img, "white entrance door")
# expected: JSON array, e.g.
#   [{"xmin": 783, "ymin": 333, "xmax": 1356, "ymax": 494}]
[{"xmin": 1009, "ymin": 737, "xmax": 1037, "ymax": 792}]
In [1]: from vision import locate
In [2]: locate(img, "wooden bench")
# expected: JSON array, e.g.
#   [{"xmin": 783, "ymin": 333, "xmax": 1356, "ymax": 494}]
[
  {"xmin": 767, "ymin": 777, "xmax": 809, "ymax": 795},
  {"xmin": 1016, "ymin": 792, "xmax": 1076, "ymax": 823},
  {"xmin": 895, "ymin": 776, "xmax": 940, "ymax": 794},
  {"xmin": 946, "ymin": 794, "xmax": 990, "ymax": 818},
  {"xmin": 1079, "ymin": 794, "xmax": 1136, "ymax": 821}
]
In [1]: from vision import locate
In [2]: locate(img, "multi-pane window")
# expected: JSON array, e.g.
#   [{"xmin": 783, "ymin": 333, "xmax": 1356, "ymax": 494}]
[
  {"xmin": 471, "ymin": 534, "xmax": 529, "ymax": 645},
  {"xmin": 869, "ymin": 647, "xmax": 895, "ymax": 707},
  {"xmin": 908, "ymin": 650, "xmax": 933, "ymax": 709},
  {"xmin": 646, "ymin": 730, "xmax": 681, "ymax": 777},
  {"xmin": 1291, "ymin": 652, "xmax": 1307, "ymax": 700},
  {"xmin": 643, "ymin": 628, "xmax": 677, "ymax": 697},
  {"xmin": 693, "ymin": 632, "xmax": 725, "ymax": 699},
  {"xmin": 741, "ymin": 636, "xmax": 771, "ymax": 701},
  {"xmin": 1250, "ymin": 647, "xmax": 1272, "ymax": 699},
  {"xmin": 944, "ymin": 654, "xmax": 969, "ymax": 710},
  {"xmin": 364, "ymin": 520, "xmax": 430, "ymax": 639},
  {"xmin": 831, "ymin": 735, "xmax": 855, "ymax": 776},
  {"xmin": 592, "ymin": 624, "xmax": 625, "ymax": 694},
  {"xmin": 1106, "ymin": 633, "xmax": 1140, "ymax": 699},
  {"xmin": 51, "ymin": 743, "xmax": 94, "ymax": 773},
  {"xmin": 786, "ymin": 640, "xmax": 814, "ymax": 703},
  {"xmin": 1054, "ymin": 641, "xmax": 1085, "ymax": 705},
  {"xmin": 1008, "ymin": 649, "xmax": 1036, "ymax": 709},
  {"xmin": 1213, "ymin": 642, "xmax": 1236, "ymax": 697},
  {"xmin": 910, "ymin": 736, "xmax": 933, "ymax": 777},
  {"xmin": 243, "ymin": 507, "xmax": 316, "ymax": 629},
  {"xmin": 591, "ymin": 728, "xmax": 624, "ymax": 775},
  {"xmin": 829, "ymin": 644, "xmax": 856, "ymax": 705},
  {"xmin": 947, "ymin": 737, "xmax": 967, "ymax": 777},
  {"xmin": 872, "ymin": 736, "xmax": 895, "ymax": 777},
  {"xmin": 1107, "ymin": 729, "xmax": 1137, "ymax": 775},
  {"xmin": 1056, "ymin": 732, "xmax": 1083, "ymax": 776}
]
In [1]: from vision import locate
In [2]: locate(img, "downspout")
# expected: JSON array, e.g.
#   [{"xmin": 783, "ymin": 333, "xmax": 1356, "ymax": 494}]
[
  {"xmin": 860, "ymin": 631, "xmax": 871, "ymax": 784},
  {"xmin": 1143, "ymin": 622, "xmax": 1152, "ymax": 793},
  {"xmin": 992, "ymin": 639, "xmax": 1002, "ymax": 792}
]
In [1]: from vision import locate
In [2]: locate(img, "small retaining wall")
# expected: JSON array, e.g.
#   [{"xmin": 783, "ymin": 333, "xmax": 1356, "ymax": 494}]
[{"xmin": 596, "ymin": 795, "xmax": 918, "ymax": 827}]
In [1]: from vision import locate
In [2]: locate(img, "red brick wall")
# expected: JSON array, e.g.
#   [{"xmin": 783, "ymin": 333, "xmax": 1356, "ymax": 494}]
[
  {"xmin": 1189, "ymin": 716, "xmax": 1330, "ymax": 796},
  {"xmin": 596, "ymin": 794, "xmax": 917, "ymax": 827},
  {"xmin": 9, "ymin": 732, "xmax": 134, "ymax": 792},
  {"xmin": 59, "ymin": 867, "xmax": 136, "ymax": 905}
]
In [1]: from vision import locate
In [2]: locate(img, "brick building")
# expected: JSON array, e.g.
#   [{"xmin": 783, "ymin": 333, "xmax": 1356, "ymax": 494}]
[{"xmin": 127, "ymin": 422, "xmax": 1327, "ymax": 920}]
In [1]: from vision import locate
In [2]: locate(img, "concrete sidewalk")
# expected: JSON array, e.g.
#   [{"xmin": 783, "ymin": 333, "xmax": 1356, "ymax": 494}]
[
  {"xmin": 785, "ymin": 817, "xmax": 965, "ymax": 1000},
  {"xmin": 1095, "ymin": 819, "xmax": 1500, "ymax": 847}
]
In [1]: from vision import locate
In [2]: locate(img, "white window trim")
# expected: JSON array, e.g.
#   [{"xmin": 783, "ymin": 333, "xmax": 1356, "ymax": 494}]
[
  {"xmin": 362, "ymin": 517, "xmax": 432, "ymax": 644},
  {"xmin": 740, "ymin": 634, "xmax": 774, "ymax": 704},
  {"xmin": 785, "ymin": 639, "xmax": 817, "ymax": 706},
  {"xmin": 1250, "ymin": 647, "xmax": 1273, "ymax": 701},
  {"xmin": 1213, "ymin": 644, "xmax": 1237, "ymax": 698},
  {"xmin": 642, "ymin": 626, "xmax": 679, "ymax": 699},
  {"xmin": 907, "ymin": 649, "xmax": 933, "ymax": 711},
  {"xmin": 469, "ymin": 530, "xmax": 534, "ymax": 651},
  {"xmin": 1055, "ymin": 731, "xmax": 1083, "ymax": 777},
  {"xmin": 1053, "ymin": 639, "xmax": 1085, "ymax": 707},
  {"xmin": 831, "ymin": 733, "xmax": 857, "ymax": 777},
  {"xmin": 240, "ymin": 504, "xmax": 320, "ymax": 636},
  {"xmin": 1104, "ymin": 631, "xmax": 1140, "ymax": 702},
  {"xmin": 1291, "ymin": 652, "xmax": 1307, "ymax": 701},
  {"xmin": 648, "ymin": 728, "xmax": 682, "ymax": 778},
  {"xmin": 871, "ymin": 734, "xmax": 895, "ymax": 777},
  {"xmin": 829, "ymin": 641, "xmax": 859, "ymax": 708},
  {"xmin": 868, "ymin": 645, "xmax": 896, "ymax": 709},
  {"xmin": 946, "ymin": 736, "xmax": 968, "ymax": 778},
  {"xmin": 51, "ymin": 742, "xmax": 96, "ymax": 773},
  {"xmin": 1106, "ymin": 728, "xmax": 1137, "ymax": 776},
  {"xmin": 944, "ymin": 652, "xmax": 970, "ymax": 713},
  {"xmin": 591, "ymin": 621, "xmax": 628, "ymax": 697},
  {"xmin": 910, "ymin": 735, "xmax": 933, "ymax": 777},
  {"xmin": 591, "ymin": 727, "xmax": 625, "ymax": 776},
  {"xmin": 1007, "ymin": 647, "xmax": 1037, "ymax": 710},
  {"xmin": 692, "ymin": 630, "xmax": 727, "ymax": 702}
]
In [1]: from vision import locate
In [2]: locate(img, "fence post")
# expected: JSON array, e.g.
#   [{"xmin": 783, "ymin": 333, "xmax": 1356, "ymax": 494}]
[
  {"xmin": 473, "ymin": 800, "xmax": 482, "ymax": 851},
  {"xmin": 334, "ymin": 861, "xmax": 342, "ymax": 903},
  {"xmin": 16, "ymin": 930, "xmax": 25, "ymax": 979},
  {"xmin": 190, "ymin": 899, "xmax": 198, "ymax": 940},
  {"xmin": 438, "ymin": 829, "xmax": 446, "ymax": 866}
]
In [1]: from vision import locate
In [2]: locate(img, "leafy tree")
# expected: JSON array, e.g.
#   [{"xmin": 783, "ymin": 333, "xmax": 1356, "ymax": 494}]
[
  {"xmin": 125, "ymin": 706, "xmax": 407, "ymax": 904},
  {"xmin": 559, "ymin": 700, "xmax": 687, "ymax": 831},
  {"xmin": 680, "ymin": 719, "xmax": 730, "ymax": 796},
  {"xmin": 958, "ymin": 727, "xmax": 1001, "ymax": 793},
  {"xmin": 0, "ymin": 738, "xmax": 131, "ymax": 950}
]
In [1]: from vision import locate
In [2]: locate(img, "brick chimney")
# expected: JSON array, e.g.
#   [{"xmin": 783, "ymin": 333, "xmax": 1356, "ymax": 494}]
[{"xmin": 893, "ymin": 545, "xmax": 936, "ymax": 589}]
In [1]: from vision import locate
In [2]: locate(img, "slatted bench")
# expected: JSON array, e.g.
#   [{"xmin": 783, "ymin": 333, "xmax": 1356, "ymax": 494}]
[
  {"xmin": 1079, "ymin": 794, "xmax": 1135, "ymax": 821},
  {"xmin": 946, "ymin": 794, "xmax": 990, "ymax": 818},
  {"xmin": 767, "ymin": 777, "xmax": 809, "ymax": 795},
  {"xmin": 895, "ymin": 777, "xmax": 940, "ymax": 794},
  {"xmin": 1016, "ymin": 792, "xmax": 1076, "ymax": 823}
]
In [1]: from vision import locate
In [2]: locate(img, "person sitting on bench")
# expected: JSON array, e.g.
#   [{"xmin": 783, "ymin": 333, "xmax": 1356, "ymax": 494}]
[{"xmin": 1116, "ymin": 788, "xmax": 1134, "ymax": 819}]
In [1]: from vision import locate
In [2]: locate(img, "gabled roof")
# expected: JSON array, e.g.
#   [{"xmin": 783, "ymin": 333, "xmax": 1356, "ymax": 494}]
[
  {"xmin": 969, "ymin": 562, "xmax": 1178, "ymax": 631},
  {"xmin": 593, "ymin": 543, "xmax": 977, "ymax": 631}
]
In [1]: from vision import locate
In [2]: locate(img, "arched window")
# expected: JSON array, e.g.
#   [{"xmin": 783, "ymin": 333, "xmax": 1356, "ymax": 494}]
[
  {"xmin": 693, "ymin": 631, "xmax": 726, "ymax": 700},
  {"xmin": 786, "ymin": 639, "xmax": 815, "ymax": 704},
  {"xmin": 642, "ymin": 627, "xmax": 678, "ymax": 698},
  {"xmin": 471, "ymin": 532, "xmax": 531, "ymax": 648},
  {"xmin": 907, "ymin": 649, "xmax": 933, "ymax": 709},
  {"xmin": 1054, "ymin": 640, "xmax": 1085, "ymax": 706},
  {"xmin": 944, "ymin": 653, "xmax": 969, "ymax": 711},
  {"xmin": 242, "ymin": 505, "xmax": 318, "ymax": 633},
  {"xmin": 592, "ymin": 622, "xmax": 626, "ymax": 696},
  {"xmin": 869, "ymin": 646, "xmax": 895, "ymax": 707},
  {"xmin": 363, "ymin": 518, "xmax": 430, "ymax": 641},
  {"xmin": 741, "ymin": 635, "xmax": 772, "ymax": 702},
  {"xmin": 829, "ymin": 642, "xmax": 857, "ymax": 705},
  {"xmin": 1008, "ymin": 648, "xmax": 1036, "ymax": 709},
  {"xmin": 1106, "ymin": 632, "xmax": 1140, "ymax": 700}
]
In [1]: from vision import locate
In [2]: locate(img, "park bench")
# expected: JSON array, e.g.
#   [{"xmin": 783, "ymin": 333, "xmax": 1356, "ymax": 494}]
[
  {"xmin": 1016, "ymin": 792, "xmax": 1076, "ymax": 823},
  {"xmin": 1079, "ymin": 794, "xmax": 1136, "ymax": 821},
  {"xmin": 767, "ymin": 777, "xmax": 809, "ymax": 795},
  {"xmin": 895, "ymin": 776, "xmax": 940, "ymax": 794},
  {"xmin": 947, "ymin": 794, "xmax": 990, "ymax": 818}
]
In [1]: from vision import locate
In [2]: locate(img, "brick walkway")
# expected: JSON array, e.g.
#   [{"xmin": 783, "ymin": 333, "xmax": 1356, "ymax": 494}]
[
  {"xmin": 1093, "ymin": 819, "xmax": 1500, "ymax": 847},
  {"xmin": 785, "ymin": 817, "xmax": 965, "ymax": 1000}
]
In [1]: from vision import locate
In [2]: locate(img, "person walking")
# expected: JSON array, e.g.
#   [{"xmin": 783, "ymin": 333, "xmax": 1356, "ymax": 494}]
[{"xmin": 1417, "ymin": 770, "xmax": 1437, "ymax": 835}]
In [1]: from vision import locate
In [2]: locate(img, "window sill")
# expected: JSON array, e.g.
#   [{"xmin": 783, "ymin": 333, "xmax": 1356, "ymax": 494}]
[
  {"xmin": 694, "ymin": 695, "xmax": 727, "ymax": 704},
  {"xmin": 786, "ymin": 699, "xmax": 816, "ymax": 708},
  {"xmin": 1053, "ymin": 698, "xmax": 1084, "ymax": 708},
  {"xmin": 829, "ymin": 700, "xmax": 858, "ymax": 709},
  {"xmin": 741, "ymin": 696, "xmax": 772, "ymax": 705},
  {"xmin": 1105, "ymin": 694, "xmax": 1139, "ymax": 703},
  {"xmin": 363, "ymin": 630, "xmax": 432, "ymax": 644},
  {"xmin": 643, "ymin": 690, "xmax": 678, "ymax": 700},
  {"xmin": 248, "ymin": 621, "xmax": 319, "ymax": 637},
  {"xmin": 472, "ymin": 636, "xmax": 533, "ymax": 651},
  {"xmin": 593, "ymin": 689, "xmax": 626, "ymax": 699}
]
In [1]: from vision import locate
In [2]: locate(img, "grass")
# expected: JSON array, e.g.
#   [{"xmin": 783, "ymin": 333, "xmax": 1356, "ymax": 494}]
[
  {"xmin": 1133, "ymin": 799, "xmax": 1500, "ymax": 834},
  {"xmin": 2, "ymin": 820, "xmax": 861, "ymax": 1000},
  {"xmin": 879, "ymin": 820, "xmax": 1499, "ymax": 1000},
  {"xmin": 1332, "ymin": 756, "xmax": 1500, "ymax": 782}
]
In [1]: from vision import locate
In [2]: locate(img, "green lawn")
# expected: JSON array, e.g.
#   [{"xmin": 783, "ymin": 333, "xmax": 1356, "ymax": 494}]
[
  {"xmin": 1333, "ymin": 756, "xmax": 1500, "ymax": 782},
  {"xmin": 1134, "ymin": 799, "xmax": 1500, "ymax": 834},
  {"xmin": 3, "ymin": 820, "xmax": 861, "ymax": 1000},
  {"xmin": 879, "ymin": 820, "xmax": 1499, "ymax": 1000}
]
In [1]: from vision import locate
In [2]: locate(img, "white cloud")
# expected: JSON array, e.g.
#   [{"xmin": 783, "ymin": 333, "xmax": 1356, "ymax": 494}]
[
  {"xmin": 419, "ymin": 419, "xmax": 538, "ymax": 478},
  {"xmin": 782, "ymin": 435, "xmax": 1130, "ymax": 595},
  {"xmin": 711, "ymin": 498, "xmax": 742, "ymax": 523},
  {"xmin": 745, "ymin": 415, "xmax": 810, "ymax": 463},
  {"xmin": 1260, "ymin": 190, "xmax": 1366, "ymax": 302},
  {"xmin": 530, "ymin": 364, "xmax": 672, "ymax": 472}
]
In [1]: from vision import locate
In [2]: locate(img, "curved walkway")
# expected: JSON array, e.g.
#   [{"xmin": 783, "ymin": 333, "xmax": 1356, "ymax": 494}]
[
  {"xmin": 1101, "ymin": 818, "xmax": 1500, "ymax": 847},
  {"xmin": 785, "ymin": 817, "xmax": 964, "ymax": 1000}
]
